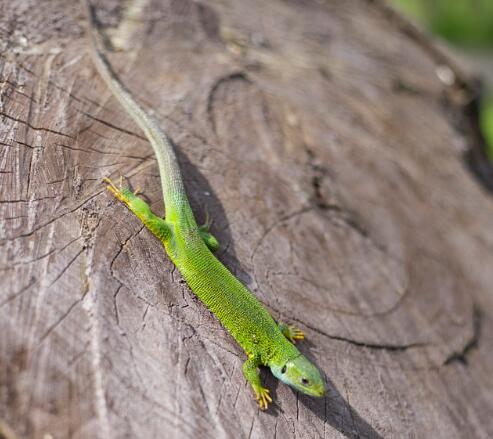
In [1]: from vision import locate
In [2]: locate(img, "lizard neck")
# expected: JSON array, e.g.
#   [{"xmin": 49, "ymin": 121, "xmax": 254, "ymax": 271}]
[{"xmin": 268, "ymin": 338, "xmax": 300, "ymax": 367}]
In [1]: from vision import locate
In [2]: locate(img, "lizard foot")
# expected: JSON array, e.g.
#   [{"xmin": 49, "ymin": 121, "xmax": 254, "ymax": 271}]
[
  {"xmin": 254, "ymin": 385, "xmax": 272, "ymax": 411},
  {"xmin": 103, "ymin": 177, "xmax": 171, "ymax": 242},
  {"xmin": 279, "ymin": 323, "xmax": 305, "ymax": 343},
  {"xmin": 103, "ymin": 176, "xmax": 139, "ymax": 205},
  {"xmin": 198, "ymin": 211, "xmax": 219, "ymax": 252}
]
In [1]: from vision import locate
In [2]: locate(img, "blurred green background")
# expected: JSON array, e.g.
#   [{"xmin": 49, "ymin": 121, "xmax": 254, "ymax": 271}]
[{"xmin": 391, "ymin": 0, "xmax": 493, "ymax": 159}]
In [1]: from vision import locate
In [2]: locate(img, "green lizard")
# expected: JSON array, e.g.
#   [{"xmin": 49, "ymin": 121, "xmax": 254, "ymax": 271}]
[{"xmin": 84, "ymin": 2, "xmax": 325, "ymax": 410}]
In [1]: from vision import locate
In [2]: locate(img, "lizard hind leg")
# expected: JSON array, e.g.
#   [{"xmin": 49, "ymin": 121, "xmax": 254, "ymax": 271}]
[
  {"xmin": 198, "ymin": 227, "xmax": 219, "ymax": 252},
  {"xmin": 198, "ymin": 211, "xmax": 219, "ymax": 252},
  {"xmin": 278, "ymin": 322, "xmax": 305, "ymax": 344},
  {"xmin": 104, "ymin": 177, "xmax": 171, "ymax": 242}
]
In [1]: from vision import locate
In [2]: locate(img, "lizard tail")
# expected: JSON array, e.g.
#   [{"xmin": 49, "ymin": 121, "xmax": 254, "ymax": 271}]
[{"xmin": 82, "ymin": 0, "xmax": 187, "ymax": 215}]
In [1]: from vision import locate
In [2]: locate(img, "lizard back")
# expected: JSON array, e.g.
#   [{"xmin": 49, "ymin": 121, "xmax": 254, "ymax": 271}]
[{"xmin": 166, "ymin": 226, "xmax": 294, "ymax": 361}]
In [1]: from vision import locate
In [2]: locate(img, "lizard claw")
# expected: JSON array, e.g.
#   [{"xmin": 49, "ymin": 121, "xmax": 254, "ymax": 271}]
[
  {"xmin": 103, "ymin": 176, "xmax": 131, "ymax": 203},
  {"xmin": 287, "ymin": 325, "xmax": 305, "ymax": 343},
  {"xmin": 255, "ymin": 387, "xmax": 272, "ymax": 411},
  {"xmin": 279, "ymin": 323, "xmax": 305, "ymax": 344},
  {"xmin": 199, "ymin": 209, "xmax": 213, "ymax": 233},
  {"xmin": 103, "ymin": 176, "xmax": 116, "ymax": 190},
  {"xmin": 103, "ymin": 176, "xmax": 121, "ymax": 199}
]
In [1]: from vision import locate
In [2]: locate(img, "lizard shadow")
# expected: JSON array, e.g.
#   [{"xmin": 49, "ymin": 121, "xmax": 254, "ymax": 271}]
[
  {"xmin": 262, "ymin": 339, "xmax": 383, "ymax": 439},
  {"xmin": 173, "ymin": 145, "xmax": 252, "ymax": 284},
  {"xmin": 299, "ymin": 374, "xmax": 384, "ymax": 439}
]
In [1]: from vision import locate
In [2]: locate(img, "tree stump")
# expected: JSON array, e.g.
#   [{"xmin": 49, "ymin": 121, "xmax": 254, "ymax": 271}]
[{"xmin": 1, "ymin": 0, "xmax": 492, "ymax": 438}]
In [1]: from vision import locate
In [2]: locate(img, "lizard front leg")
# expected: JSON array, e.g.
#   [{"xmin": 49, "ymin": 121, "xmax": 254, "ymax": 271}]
[
  {"xmin": 242, "ymin": 355, "xmax": 272, "ymax": 410},
  {"xmin": 104, "ymin": 177, "xmax": 171, "ymax": 243}
]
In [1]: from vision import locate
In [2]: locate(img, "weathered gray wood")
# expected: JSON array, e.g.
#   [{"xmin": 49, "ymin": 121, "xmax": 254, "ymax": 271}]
[{"xmin": 1, "ymin": 0, "xmax": 493, "ymax": 438}]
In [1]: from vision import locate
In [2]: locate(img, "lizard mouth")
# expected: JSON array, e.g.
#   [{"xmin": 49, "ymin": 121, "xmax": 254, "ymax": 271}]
[{"xmin": 303, "ymin": 382, "xmax": 325, "ymax": 397}]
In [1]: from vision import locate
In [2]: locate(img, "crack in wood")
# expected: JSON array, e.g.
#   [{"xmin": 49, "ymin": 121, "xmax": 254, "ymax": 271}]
[
  {"xmin": 206, "ymin": 71, "xmax": 252, "ymax": 137},
  {"xmin": 0, "ymin": 110, "xmax": 74, "ymax": 139},
  {"xmin": 295, "ymin": 318, "xmax": 429, "ymax": 352},
  {"xmin": 80, "ymin": 109, "xmax": 146, "ymax": 141},
  {"xmin": 0, "ymin": 189, "xmax": 105, "ymax": 243},
  {"xmin": 443, "ymin": 305, "xmax": 481, "ymax": 366}
]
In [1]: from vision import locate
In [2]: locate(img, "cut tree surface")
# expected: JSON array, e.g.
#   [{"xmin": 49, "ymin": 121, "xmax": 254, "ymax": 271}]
[{"xmin": 1, "ymin": 0, "xmax": 493, "ymax": 438}]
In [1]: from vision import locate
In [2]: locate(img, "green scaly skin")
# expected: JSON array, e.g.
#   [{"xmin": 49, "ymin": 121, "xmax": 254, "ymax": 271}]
[{"xmin": 85, "ymin": 1, "xmax": 325, "ymax": 410}]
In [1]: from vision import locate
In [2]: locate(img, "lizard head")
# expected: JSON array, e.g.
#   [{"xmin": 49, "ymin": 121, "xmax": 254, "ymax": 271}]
[{"xmin": 271, "ymin": 354, "xmax": 325, "ymax": 397}]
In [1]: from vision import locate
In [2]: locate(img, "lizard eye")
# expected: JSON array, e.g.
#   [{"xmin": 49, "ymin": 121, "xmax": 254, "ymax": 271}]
[
  {"xmin": 301, "ymin": 378, "xmax": 309, "ymax": 385},
  {"xmin": 281, "ymin": 365, "xmax": 287, "ymax": 374}
]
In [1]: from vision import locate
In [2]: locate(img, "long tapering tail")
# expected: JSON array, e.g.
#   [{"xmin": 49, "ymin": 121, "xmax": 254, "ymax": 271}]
[{"xmin": 83, "ymin": 0, "xmax": 190, "ymax": 222}]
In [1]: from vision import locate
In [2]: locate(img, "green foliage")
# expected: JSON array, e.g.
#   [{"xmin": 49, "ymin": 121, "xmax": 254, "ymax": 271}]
[
  {"xmin": 393, "ymin": 0, "xmax": 493, "ymax": 48},
  {"xmin": 481, "ymin": 93, "xmax": 493, "ymax": 160}
]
